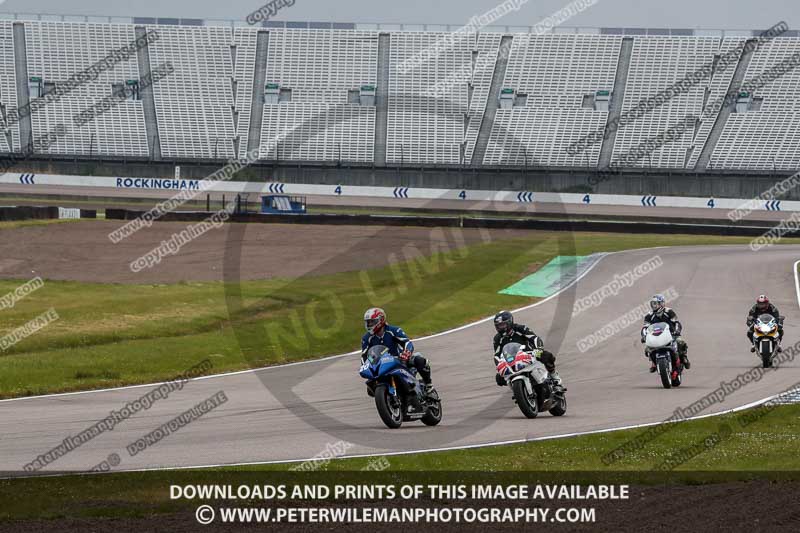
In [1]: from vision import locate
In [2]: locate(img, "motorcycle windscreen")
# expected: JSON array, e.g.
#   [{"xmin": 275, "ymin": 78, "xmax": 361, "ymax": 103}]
[
  {"xmin": 367, "ymin": 345, "xmax": 389, "ymax": 364},
  {"xmin": 501, "ymin": 342, "xmax": 524, "ymax": 362},
  {"xmin": 756, "ymin": 314, "xmax": 777, "ymax": 331},
  {"xmin": 647, "ymin": 322, "xmax": 670, "ymax": 336}
]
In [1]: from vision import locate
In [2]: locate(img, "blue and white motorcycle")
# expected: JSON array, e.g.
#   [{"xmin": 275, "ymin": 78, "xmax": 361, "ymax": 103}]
[{"xmin": 359, "ymin": 345, "xmax": 442, "ymax": 429}]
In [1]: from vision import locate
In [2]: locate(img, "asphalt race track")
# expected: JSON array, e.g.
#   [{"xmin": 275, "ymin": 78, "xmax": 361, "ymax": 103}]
[{"xmin": 1, "ymin": 245, "xmax": 799, "ymax": 474}]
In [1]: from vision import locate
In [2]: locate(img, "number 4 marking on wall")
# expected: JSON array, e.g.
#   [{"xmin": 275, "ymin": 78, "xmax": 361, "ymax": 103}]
[
  {"xmin": 459, "ymin": 190, "xmax": 466, "ymax": 200},
  {"xmin": 707, "ymin": 198, "xmax": 715, "ymax": 208},
  {"xmin": 583, "ymin": 194, "xmax": 591, "ymax": 204},
  {"xmin": 335, "ymin": 185, "xmax": 342, "ymax": 195}
]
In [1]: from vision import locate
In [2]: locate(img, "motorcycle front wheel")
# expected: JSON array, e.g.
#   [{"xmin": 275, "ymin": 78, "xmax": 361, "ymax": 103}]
[
  {"xmin": 512, "ymin": 379, "xmax": 539, "ymax": 418},
  {"xmin": 759, "ymin": 341, "xmax": 774, "ymax": 368},
  {"xmin": 657, "ymin": 358, "xmax": 672, "ymax": 389},
  {"xmin": 374, "ymin": 384, "xmax": 403, "ymax": 428}
]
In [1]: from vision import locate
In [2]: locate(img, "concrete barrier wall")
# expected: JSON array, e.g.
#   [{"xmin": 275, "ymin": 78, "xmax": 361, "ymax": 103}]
[
  {"xmin": 0, "ymin": 206, "xmax": 95, "ymax": 221},
  {"xmin": 103, "ymin": 208, "xmax": 793, "ymax": 237},
  {"xmin": 3, "ymin": 160, "xmax": 797, "ymax": 200},
  {"xmin": 4, "ymin": 172, "xmax": 799, "ymax": 214}
]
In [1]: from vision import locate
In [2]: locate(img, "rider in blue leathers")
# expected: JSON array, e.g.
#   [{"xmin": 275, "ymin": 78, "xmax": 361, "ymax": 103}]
[{"xmin": 361, "ymin": 308, "xmax": 432, "ymax": 393}]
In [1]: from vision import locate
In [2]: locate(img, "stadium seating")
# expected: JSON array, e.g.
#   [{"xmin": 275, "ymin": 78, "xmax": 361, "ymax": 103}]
[
  {"xmin": 483, "ymin": 34, "xmax": 621, "ymax": 167},
  {"xmin": 146, "ymin": 24, "xmax": 236, "ymax": 159},
  {"xmin": 0, "ymin": 21, "xmax": 20, "ymax": 152},
  {"xmin": 611, "ymin": 36, "xmax": 719, "ymax": 168},
  {"xmin": 388, "ymin": 31, "xmax": 473, "ymax": 165},
  {"xmin": 24, "ymin": 21, "xmax": 149, "ymax": 157},
  {"xmin": 709, "ymin": 37, "xmax": 800, "ymax": 171},
  {"xmin": 259, "ymin": 29, "xmax": 378, "ymax": 162},
  {"xmin": 233, "ymin": 27, "xmax": 258, "ymax": 159},
  {"xmin": 0, "ymin": 18, "xmax": 797, "ymax": 172}
]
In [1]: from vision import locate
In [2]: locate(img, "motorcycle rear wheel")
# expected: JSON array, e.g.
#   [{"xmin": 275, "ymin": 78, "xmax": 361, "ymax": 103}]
[
  {"xmin": 512, "ymin": 379, "xmax": 539, "ymax": 418},
  {"xmin": 375, "ymin": 385, "xmax": 403, "ymax": 428}
]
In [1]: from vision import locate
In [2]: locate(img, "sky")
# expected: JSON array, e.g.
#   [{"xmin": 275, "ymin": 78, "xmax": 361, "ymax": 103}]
[{"xmin": 0, "ymin": 0, "xmax": 797, "ymax": 30}]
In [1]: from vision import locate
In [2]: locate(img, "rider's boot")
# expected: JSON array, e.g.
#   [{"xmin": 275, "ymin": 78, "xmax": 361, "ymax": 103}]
[
  {"xmin": 682, "ymin": 353, "xmax": 691, "ymax": 369},
  {"xmin": 549, "ymin": 371, "xmax": 562, "ymax": 386},
  {"xmin": 649, "ymin": 360, "xmax": 657, "ymax": 373}
]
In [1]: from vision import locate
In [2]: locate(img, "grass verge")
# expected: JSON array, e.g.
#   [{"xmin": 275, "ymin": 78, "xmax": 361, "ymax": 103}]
[
  {"xmin": 0, "ymin": 230, "xmax": 796, "ymax": 398},
  {"xmin": 0, "ymin": 402, "xmax": 798, "ymax": 521}
]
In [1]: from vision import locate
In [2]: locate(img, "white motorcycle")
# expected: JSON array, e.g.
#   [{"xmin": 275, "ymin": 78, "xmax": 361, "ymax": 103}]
[
  {"xmin": 495, "ymin": 342, "xmax": 567, "ymax": 418},
  {"xmin": 643, "ymin": 322, "xmax": 684, "ymax": 389},
  {"xmin": 751, "ymin": 314, "xmax": 783, "ymax": 368}
]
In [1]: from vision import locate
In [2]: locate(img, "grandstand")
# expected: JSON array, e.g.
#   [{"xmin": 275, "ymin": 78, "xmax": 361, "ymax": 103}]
[{"xmin": 0, "ymin": 18, "xmax": 798, "ymax": 172}]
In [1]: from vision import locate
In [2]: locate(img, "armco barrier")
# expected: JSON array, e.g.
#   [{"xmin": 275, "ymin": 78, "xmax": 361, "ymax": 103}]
[
  {"xmin": 0, "ymin": 206, "xmax": 95, "ymax": 221},
  {"xmin": 0, "ymin": 206, "xmax": 58, "ymax": 221},
  {"xmin": 460, "ymin": 217, "xmax": 789, "ymax": 237},
  {"xmin": 105, "ymin": 209, "xmax": 462, "ymax": 228},
  {"xmin": 103, "ymin": 209, "xmax": 797, "ymax": 237}
]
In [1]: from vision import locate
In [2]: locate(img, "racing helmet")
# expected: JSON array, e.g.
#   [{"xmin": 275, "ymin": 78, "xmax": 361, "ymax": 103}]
[
  {"xmin": 756, "ymin": 294, "xmax": 770, "ymax": 312},
  {"xmin": 494, "ymin": 310, "xmax": 514, "ymax": 335},
  {"xmin": 649, "ymin": 294, "xmax": 666, "ymax": 314},
  {"xmin": 364, "ymin": 307, "xmax": 386, "ymax": 335}
]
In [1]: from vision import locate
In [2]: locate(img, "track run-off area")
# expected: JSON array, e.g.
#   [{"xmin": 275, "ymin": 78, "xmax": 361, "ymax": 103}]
[{"xmin": 1, "ymin": 244, "xmax": 798, "ymax": 474}]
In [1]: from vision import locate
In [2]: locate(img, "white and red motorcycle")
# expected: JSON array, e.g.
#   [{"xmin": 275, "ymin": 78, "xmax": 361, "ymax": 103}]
[
  {"xmin": 643, "ymin": 322, "xmax": 684, "ymax": 389},
  {"xmin": 495, "ymin": 342, "xmax": 567, "ymax": 418}
]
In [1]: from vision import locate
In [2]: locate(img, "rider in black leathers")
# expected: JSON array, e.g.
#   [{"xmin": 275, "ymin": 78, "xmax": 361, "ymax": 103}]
[
  {"xmin": 746, "ymin": 294, "xmax": 784, "ymax": 352},
  {"xmin": 492, "ymin": 310, "xmax": 561, "ymax": 386},
  {"xmin": 642, "ymin": 294, "xmax": 690, "ymax": 372}
]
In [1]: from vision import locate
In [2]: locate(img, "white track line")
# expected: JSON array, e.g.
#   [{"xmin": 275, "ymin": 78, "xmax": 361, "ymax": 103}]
[
  {"xmin": 3, "ymin": 245, "xmax": 797, "ymax": 478},
  {"xmin": 0, "ymin": 250, "xmax": 613, "ymax": 403},
  {"xmin": 118, "ymin": 249, "xmax": 800, "ymax": 473}
]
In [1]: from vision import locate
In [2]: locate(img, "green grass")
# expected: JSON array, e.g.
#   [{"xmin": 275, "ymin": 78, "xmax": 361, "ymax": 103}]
[
  {"xmin": 0, "ymin": 218, "xmax": 86, "ymax": 231},
  {"xmin": 0, "ymin": 230, "xmax": 796, "ymax": 398},
  {"xmin": 0, "ymin": 403, "xmax": 797, "ymax": 522}
]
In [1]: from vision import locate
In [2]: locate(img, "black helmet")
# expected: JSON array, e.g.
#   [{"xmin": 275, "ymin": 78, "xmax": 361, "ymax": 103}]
[{"xmin": 494, "ymin": 310, "xmax": 514, "ymax": 335}]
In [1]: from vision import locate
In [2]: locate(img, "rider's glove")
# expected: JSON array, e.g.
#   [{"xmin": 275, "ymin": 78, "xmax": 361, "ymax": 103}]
[
  {"xmin": 399, "ymin": 349, "xmax": 412, "ymax": 362},
  {"xmin": 495, "ymin": 373, "xmax": 507, "ymax": 387}
]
